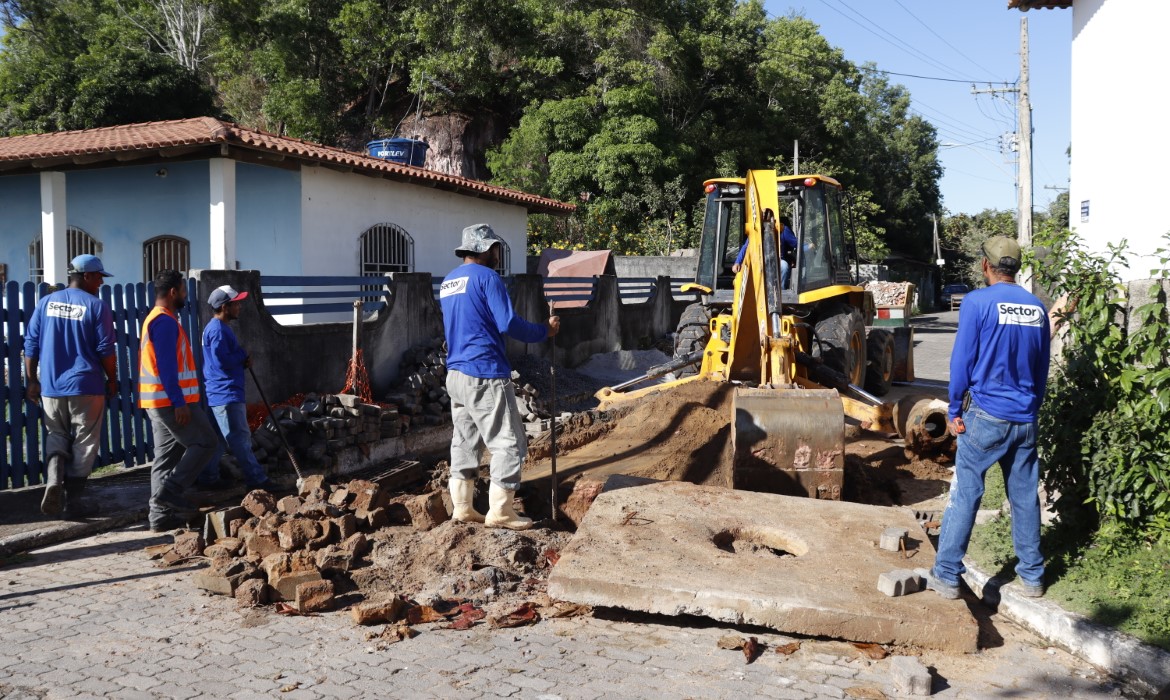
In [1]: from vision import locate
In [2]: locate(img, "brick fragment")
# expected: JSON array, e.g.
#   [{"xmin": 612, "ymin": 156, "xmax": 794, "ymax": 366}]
[
  {"xmin": 277, "ymin": 496, "xmax": 303, "ymax": 515},
  {"xmin": 334, "ymin": 513, "xmax": 358, "ymax": 539},
  {"xmin": 244, "ymin": 532, "xmax": 282, "ymax": 559},
  {"xmin": 339, "ymin": 532, "xmax": 370, "ymax": 558},
  {"xmin": 403, "ymin": 491, "xmax": 449, "ymax": 531},
  {"xmin": 235, "ymin": 578, "xmax": 268, "ymax": 607},
  {"xmin": 315, "ymin": 546, "xmax": 354, "ymax": 573},
  {"xmin": 277, "ymin": 519, "xmax": 321, "ymax": 551},
  {"xmin": 270, "ymin": 570, "xmax": 323, "ymax": 602},
  {"xmin": 172, "ymin": 531, "xmax": 205, "ymax": 560},
  {"xmin": 350, "ymin": 596, "xmax": 404, "ymax": 625},
  {"xmin": 561, "ymin": 479, "xmax": 606, "ymax": 527},
  {"xmin": 298, "ymin": 474, "xmax": 328, "ymax": 497},
  {"xmin": 295, "ymin": 579, "xmax": 334, "ymax": 612},
  {"xmin": 365, "ymin": 507, "xmax": 389, "ymax": 530},
  {"xmin": 889, "ymin": 655, "xmax": 933, "ymax": 696},
  {"xmin": 193, "ymin": 571, "xmax": 238, "ymax": 596},
  {"xmin": 328, "ymin": 488, "xmax": 351, "ymax": 508},
  {"xmin": 879, "ymin": 527, "xmax": 908, "ymax": 552},
  {"xmin": 308, "ymin": 519, "xmax": 339, "ymax": 550},
  {"xmin": 242, "ymin": 490, "xmax": 277, "ymax": 518}
]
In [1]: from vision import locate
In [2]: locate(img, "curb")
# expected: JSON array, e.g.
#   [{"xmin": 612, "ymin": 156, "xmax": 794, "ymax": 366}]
[
  {"xmin": 962, "ymin": 557, "xmax": 1170, "ymax": 696},
  {"xmin": 0, "ymin": 509, "xmax": 148, "ymax": 559}
]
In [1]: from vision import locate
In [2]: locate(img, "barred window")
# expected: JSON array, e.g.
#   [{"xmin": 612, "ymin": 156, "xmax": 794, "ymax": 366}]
[
  {"xmin": 29, "ymin": 227, "xmax": 103, "ymax": 283},
  {"xmin": 359, "ymin": 223, "xmax": 414, "ymax": 275},
  {"xmin": 143, "ymin": 235, "xmax": 190, "ymax": 282},
  {"xmin": 494, "ymin": 238, "xmax": 511, "ymax": 276}
]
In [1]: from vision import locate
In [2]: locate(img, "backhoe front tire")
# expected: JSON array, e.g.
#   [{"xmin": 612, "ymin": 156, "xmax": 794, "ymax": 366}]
[
  {"xmin": 864, "ymin": 328, "xmax": 894, "ymax": 397},
  {"xmin": 672, "ymin": 302, "xmax": 712, "ymax": 378},
  {"xmin": 812, "ymin": 303, "xmax": 867, "ymax": 389}
]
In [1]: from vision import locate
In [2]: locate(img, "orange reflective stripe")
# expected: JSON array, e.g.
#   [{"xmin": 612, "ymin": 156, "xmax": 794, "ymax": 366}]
[{"xmin": 138, "ymin": 306, "xmax": 202, "ymax": 408}]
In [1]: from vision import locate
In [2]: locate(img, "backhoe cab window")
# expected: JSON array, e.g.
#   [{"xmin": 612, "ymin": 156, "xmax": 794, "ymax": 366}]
[
  {"xmin": 798, "ymin": 185, "xmax": 832, "ymax": 292},
  {"xmin": 695, "ymin": 191, "xmax": 744, "ymax": 291}
]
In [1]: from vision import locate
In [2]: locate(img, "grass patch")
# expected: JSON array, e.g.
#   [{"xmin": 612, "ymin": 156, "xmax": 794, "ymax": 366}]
[{"xmin": 970, "ymin": 516, "xmax": 1170, "ymax": 651}]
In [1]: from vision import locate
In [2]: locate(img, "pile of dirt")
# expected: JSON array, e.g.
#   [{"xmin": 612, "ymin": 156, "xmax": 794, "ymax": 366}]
[
  {"xmin": 526, "ymin": 380, "xmax": 955, "ymax": 509},
  {"xmin": 359, "ymin": 521, "xmax": 572, "ymax": 617}
]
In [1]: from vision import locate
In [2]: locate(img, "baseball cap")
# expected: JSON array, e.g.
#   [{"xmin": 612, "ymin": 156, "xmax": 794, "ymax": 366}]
[
  {"xmin": 69, "ymin": 254, "xmax": 113, "ymax": 277},
  {"xmin": 208, "ymin": 285, "xmax": 249, "ymax": 310},
  {"xmin": 982, "ymin": 236, "xmax": 1022, "ymax": 271},
  {"xmin": 454, "ymin": 223, "xmax": 504, "ymax": 257}
]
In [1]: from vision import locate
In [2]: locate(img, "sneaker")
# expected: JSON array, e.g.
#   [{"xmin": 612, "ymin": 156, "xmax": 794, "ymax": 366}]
[
  {"xmin": 1019, "ymin": 581, "xmax": 1045, "ymax": 598},
  {"xmin": 40, "ymin": 483, "xmax": 65, "ymax": 517},
  {"xmin": 926, "ymin": 573, "xmax": 961, "ymax": 600}
]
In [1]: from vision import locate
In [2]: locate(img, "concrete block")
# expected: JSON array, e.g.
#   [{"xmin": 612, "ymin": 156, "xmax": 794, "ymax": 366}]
[
  {"xmin": 401, "ymin": 492, "xmax": 449, "ymax": 531},
  {"xmin": 879, "ymin": 527, "xmax": 908, "ymax": 552},
  {"xmin": 242, "ymin": 490, "xmax": 277, "ymax": 518},
  {"xmin": 889, "ymin": 655, "xmax": 932, "ymax": 696},
  {"xmin": 269, "ymin": 571, "xmax": 322, "ymax": 602},
  {"xmin": 878, "ymin": 569, "xmax": 923, "ymax": 597},
  {"xmin": 172, "ymin": 532, "xmax": 204, "ymax": 560},
  {"xmin": 277, "ymin": 520, "xmax": 320, "ymax": 551},
  {"xmin": 193, "ymin": 571, "xmax": 239, "ymax": 597},
  {"xmin": 276, "ymin": 496, "xmax": 303, "ymax": 515},
  {"xmin": 234, "ymin": 578, "xmax": 268, "ymax": 607}
]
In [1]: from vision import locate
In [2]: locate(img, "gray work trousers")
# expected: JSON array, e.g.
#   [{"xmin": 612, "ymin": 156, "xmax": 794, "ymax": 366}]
[
  {"xmin": 41, "ymin": 395, "xmax": 106, "ymax": 479},
  {"xmin": 446, "ymin": 370, "xmax": 526, "ymax": 490},
  {"xmin": 146, "ymin": 405, "xmax": 218, "ymax": 522}
]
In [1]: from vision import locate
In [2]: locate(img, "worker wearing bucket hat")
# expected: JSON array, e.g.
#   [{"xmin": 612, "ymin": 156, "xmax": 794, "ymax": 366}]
[{"xmin": 440, "ymin": 224, "xmax": 560, "ymax": 529}]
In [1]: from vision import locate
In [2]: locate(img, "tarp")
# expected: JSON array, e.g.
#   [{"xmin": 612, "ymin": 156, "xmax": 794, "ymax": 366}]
[{"xmin": 537, "ymin": 249, "xmax": 615, "ymax": 308}]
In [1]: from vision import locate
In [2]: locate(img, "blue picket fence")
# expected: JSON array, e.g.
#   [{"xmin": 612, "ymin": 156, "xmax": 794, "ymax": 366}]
[{"xmin": 1, "ymin": 278, "xmax": 202, "ymax": 489}]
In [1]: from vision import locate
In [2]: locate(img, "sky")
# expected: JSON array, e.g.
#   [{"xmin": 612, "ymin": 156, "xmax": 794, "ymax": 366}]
[{"xmin": 764, "ymin": 0, "xmax": 1072, "ymax": 217}]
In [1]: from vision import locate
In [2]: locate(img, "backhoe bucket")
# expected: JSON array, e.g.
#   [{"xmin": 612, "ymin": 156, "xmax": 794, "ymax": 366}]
[{"xmin": 731, "ymin": 387, "xmax": 845, "ymax": 500}]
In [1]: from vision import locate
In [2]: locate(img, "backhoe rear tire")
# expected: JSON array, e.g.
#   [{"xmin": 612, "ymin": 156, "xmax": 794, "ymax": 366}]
[
  {"xmin": 864, "ymin": 328, "xmax": 894, "ymax": 397},
  {"xmin": 672, "ymin": 302, "xmax": 712, "ymax": 378},
  {"xmin": 812, "ymin": 303, "xmax": 867, "ymax": 389}
]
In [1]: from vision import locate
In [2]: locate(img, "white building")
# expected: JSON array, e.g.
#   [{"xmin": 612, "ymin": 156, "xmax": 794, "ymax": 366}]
[{"xmin": 1013, "ymin": 0, "xmax": 1170, "ymax": 279}]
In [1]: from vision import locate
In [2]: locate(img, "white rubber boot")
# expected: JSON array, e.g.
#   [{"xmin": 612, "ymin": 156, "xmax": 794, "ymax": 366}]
[
  {"xmin": 485, "ymin": 483, "xmax": 532, "ymax": 530},
  {"xmin": 449, "ymin": 478, "xmax": 485, "ymax": 523}
]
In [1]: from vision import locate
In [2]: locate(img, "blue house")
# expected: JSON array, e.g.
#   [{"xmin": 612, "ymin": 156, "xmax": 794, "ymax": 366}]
[{"xmin": 0, "ymin": 118, "xmax": 573, "ymax": 288}]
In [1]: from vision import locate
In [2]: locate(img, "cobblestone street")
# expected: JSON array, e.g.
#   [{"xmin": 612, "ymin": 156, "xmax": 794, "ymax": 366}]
[{"xmin": 0, "ymin": 524, "xmax": 1129, "ymax": 699}]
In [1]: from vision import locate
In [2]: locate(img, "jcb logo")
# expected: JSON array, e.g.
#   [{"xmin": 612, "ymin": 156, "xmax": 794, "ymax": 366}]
[{"xmin": 45, "ymin": 302, "xmax": 86, "ymax": 321}]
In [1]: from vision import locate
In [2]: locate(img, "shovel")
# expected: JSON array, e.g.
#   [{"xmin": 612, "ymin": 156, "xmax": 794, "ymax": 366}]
[{"xmin": 248, "ymin": 364, "xmax": 306, "ymax": 492}]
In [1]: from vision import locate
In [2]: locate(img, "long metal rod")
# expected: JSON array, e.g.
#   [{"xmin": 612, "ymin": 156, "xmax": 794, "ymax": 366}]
[{"xmin": 548, "ymin": 301, "xmax": 558, "ymax": 523}]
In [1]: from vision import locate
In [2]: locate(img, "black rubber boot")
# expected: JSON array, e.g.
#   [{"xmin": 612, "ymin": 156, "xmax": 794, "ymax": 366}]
[
  {"xmin": 40, "ymin": 455, "xmax": 66, "ymax": 517},
  {"xmin": 64, "ymin": 477, "xmax": 100, "ymax": 519}
]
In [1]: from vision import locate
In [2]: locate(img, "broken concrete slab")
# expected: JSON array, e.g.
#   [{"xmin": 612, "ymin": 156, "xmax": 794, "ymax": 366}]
[{"xmin": 548, "ymin": 480, "xmax": 978, "ymax": 652}]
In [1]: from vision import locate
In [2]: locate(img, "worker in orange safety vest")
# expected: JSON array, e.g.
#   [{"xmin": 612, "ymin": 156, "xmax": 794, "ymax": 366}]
[{"xmin": 139, "ymin": 269, "xmax": 218, "ymax": 532}]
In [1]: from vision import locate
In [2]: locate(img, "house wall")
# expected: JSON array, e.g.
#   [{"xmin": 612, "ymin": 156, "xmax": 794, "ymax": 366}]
[
  {"xmin": 67, "ymin": 161, "xmax": 211, "ymax": 281},
  {"xmin": 298, "ymin": 166, "xmax": 529, "ymax": 280},
  {"xmin": 0, "ymin": 174, "xmax": 40, "ymax": 281},
  {"xmin": 1070, "ymin": 0, "xmax": 1170, "ymax": 279},
  {"xmin": 236, "ymin": 163, "xmax": 303, "ymax": 275}
]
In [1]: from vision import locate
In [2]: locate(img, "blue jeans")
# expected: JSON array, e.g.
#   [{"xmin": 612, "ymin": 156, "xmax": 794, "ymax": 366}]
[
  {"xmin": 211, "ymin": 402, "xmax": 269, "ymax": 487},
  {"xmin": 781, "ymin": 259, "xmax": 791, "ymax": 289},
  {"xmin": 932, "ymin": 404, "xmax": 1044, "ymax": 587}
]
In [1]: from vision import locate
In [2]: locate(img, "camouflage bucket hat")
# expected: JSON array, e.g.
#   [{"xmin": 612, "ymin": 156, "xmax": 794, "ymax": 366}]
[{"xmin": 455, "ymin": 223, "xmax": 503, "ymax": 257}]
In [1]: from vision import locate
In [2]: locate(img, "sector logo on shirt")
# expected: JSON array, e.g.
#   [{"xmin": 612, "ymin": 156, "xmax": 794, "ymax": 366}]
[
  {"xmin": 440, "ymin": 277, "xmax": 469, "ymax": 299},
  {"xmin": 997, "ymin": 302, "xmax": 1044, "ymax": 327},
  {"xmin": 45, "ymin": 301, "xmax": 86, "ymax": 321}
]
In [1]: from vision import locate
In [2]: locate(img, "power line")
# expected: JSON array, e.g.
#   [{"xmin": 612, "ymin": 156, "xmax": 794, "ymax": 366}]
[
  {"xmin": 816, "ymin": 0, "xmax": 981, "ymax": 83},
  {"xmin": 890, "ymin": 0, "xmax": 1001, "ymax": 78}
]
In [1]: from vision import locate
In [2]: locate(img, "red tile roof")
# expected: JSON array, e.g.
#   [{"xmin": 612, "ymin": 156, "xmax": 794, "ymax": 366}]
[{"xmin": 0, "ymin": 117, "xmax": 574, "ymax": 215}]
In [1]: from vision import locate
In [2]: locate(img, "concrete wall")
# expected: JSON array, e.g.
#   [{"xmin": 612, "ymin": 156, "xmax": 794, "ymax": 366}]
[
  {"xmin": 191, "ymin": 269, "xmax": 694, "ymax": 403},
  {"xmin": 1070, "ymin": 0, "xmax": 1170, "ymax": 280},
  {"xmin": 613, "ymin": 255, "xmax": 698, "ymax": 280},
  {"xmin": 299, "ymin": 165, "xmax": 529, "ymax": 280}
]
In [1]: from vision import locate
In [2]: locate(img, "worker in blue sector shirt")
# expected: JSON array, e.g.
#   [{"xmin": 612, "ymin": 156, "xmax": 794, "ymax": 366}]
[
  {"xmin": 439, "ymin": 223, "xmax": 560, "ymax": 531},
  {"xmin": 23, "ymin": 254, "xmax": 118, "ymax": 518},
  {"xmin": 928, "ymin": 236, "xmax": 1051, "ymax": 601},
  {"xmin": 202, "ymin": 284, "xmax": 272, "ymax": 490},
  {"xmin": 731, "ymin": 214, "xmax": 798, "ymax": 288}
]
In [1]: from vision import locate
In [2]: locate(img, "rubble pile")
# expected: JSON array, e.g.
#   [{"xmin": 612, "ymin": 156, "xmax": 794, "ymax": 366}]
[
  {"xmin": 177, "ymin": 475, "xmax": 451, "ymax": 611},
  {"xmin": 250, "ymin": 393, "xmax": 401, "ymax": 472},
  {"xmin": 865, "ymin": 281, "xmax": 914, "ymax": 307},
  {"xmin": 383, "ymin": 339, "xmax": 451, "ymax": 429}
]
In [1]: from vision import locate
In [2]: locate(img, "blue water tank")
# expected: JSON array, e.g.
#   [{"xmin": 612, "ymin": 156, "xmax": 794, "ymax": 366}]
[{"xmin": 366, "ymin": 138, "xmax": 428, "ymax": 167}]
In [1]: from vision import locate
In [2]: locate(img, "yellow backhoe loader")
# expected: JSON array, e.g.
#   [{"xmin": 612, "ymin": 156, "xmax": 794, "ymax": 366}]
[{"xmin": 596, "ymin": 170, "xmax": 949, "ymax": 499}]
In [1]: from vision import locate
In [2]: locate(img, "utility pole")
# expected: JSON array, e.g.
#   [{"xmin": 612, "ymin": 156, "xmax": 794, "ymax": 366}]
[
  {"xmin": 969, "ymin": 18, "xmax": 1033, "ymax": 291},
  {"xmin": 1018, "ymin": 17, "xmax": 1033, "ymax": 291}
]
